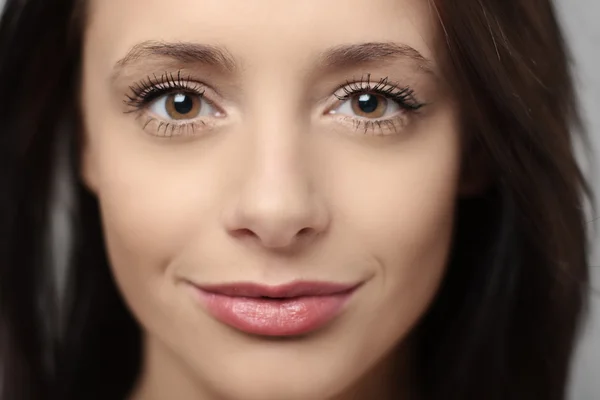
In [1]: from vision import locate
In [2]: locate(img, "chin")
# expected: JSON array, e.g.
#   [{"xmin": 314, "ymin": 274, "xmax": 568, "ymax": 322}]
[
  {"xmin": 189, "ymin": 349, "xmax": 362, "ymax": 400},
  {"xmin": 205, "ymin": 372, "xmax": 349, "ymax": 400}
]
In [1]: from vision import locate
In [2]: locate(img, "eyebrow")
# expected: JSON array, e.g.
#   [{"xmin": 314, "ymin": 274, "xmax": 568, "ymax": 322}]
[
  {"xmin": 112, "ymin": 40, "xmax": 434, "ymax": 80},
  {"xmin": 318, "ymin": 42, "xmax": 434, "ymax": 74},
  {"xmin": 112, "ymin": 40, "xmax": 237, "ymax": 79}
]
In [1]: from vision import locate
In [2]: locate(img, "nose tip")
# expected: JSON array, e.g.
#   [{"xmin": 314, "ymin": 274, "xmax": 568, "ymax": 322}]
[
  {"xmin": 230, "ymin": 225, "xmax": 319, "ymax": 249},
  {"xmin": 224, "ymin": 192, "xmax": 330, "ymax": 250}
]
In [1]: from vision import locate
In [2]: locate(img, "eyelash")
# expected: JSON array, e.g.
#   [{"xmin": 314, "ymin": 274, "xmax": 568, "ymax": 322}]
[
  {"xmin": 331, "ymin": 74, "xmax": 424, "ymax": 135},
  {"xmin": 124, "ymin": 72, "xmax": 425, "ymax": 137}
]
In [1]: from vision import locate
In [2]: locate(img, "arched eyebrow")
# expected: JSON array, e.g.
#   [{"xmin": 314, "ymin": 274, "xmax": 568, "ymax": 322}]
[
  {"xmin": 111, "ymin": 40, "xmax": 435, "ymax": 81},
  {"xmin": 113, "ymin": 40, "xmax": 237, "ymax": 75},
  {"xmin": 318, "ymin": 42, "xmax": 435, "ymax": 75}
]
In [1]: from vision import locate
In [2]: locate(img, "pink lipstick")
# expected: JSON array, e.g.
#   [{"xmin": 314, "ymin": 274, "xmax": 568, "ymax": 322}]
[{"xmin": 191, "ymin": 281, "xmax": 360, "ymax": 336}]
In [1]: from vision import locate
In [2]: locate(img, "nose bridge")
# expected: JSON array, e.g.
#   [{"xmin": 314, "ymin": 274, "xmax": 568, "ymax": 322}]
[
  {"xmin": 224, "ymin": 95, "xmax": 329, "ymax": 249},
  {"xmin": 247, "ymin": 121, "xmax": 308, "ymax": 218},
  {"xmin": 245, "ymin": 82, "xmax": 307, "ymax": 191}
]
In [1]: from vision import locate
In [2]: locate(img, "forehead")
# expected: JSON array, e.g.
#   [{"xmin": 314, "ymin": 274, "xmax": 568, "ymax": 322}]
[{"xmin": 84, "ymin": 0, "xmax": 440, "ymax": 71}]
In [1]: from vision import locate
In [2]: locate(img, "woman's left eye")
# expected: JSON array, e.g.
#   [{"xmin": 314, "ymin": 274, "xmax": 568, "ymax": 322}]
[
  {"xmin": 149, "ymin": 92, "xmax": 219, "ymax": 120},
  {"xmin": 333, "ymin": 93, "xmax": 400, "ymax": 119}
]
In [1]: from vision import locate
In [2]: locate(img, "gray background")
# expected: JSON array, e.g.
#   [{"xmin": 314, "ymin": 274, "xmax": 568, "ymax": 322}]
[
  {"xmin": 557, "ymin": 1, "xmax": 600, "ymax": 398},
  {"xmin": 0, "ymin": 0, "xmax": 598, "ymax": 398}
]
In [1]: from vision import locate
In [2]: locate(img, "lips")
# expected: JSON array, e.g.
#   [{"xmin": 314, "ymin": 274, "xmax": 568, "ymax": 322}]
[{"xmin": 190, "ymin": 281, "xmax": 360, "ymax": 337}]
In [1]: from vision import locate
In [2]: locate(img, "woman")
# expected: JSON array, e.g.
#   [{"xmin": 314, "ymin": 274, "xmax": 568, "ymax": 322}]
[{"xmin": 0, "ymin": 0, "xmax": 594, "ymax": 399}]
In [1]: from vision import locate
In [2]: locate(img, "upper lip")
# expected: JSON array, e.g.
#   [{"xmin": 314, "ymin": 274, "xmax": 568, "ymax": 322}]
[{"xmin": 192, "ymin": 280, "xmax": 362, "ymax": 298}]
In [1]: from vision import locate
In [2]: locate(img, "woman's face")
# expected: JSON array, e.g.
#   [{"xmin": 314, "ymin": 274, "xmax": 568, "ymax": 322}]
[{"xmin": 81, "ymin": 0, "xmax": 462, "ymax": 398}]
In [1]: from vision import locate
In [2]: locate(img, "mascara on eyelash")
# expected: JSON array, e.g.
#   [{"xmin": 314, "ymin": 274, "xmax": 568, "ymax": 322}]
[
  {"xmin": 124, "ymin": 70, "xmax": 205, "ymax": 110},
  {"xmin": 334, "ymin": 74, "xmax": 425, "ymax": 111}
]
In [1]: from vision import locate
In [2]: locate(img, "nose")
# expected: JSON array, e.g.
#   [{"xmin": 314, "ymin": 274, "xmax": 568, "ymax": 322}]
[{"xmin": 223, "ymin": 131, "xmax": 330, "ymax": 251}]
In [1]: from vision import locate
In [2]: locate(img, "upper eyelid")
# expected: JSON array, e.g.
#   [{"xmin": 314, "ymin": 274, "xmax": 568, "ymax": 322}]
[
  {"xmin": 330, "ymin": 80, "xmax": 424, "ymax": 110},
  {"xmin": 334, "ymin": 84, "xmax": 406, "ymax": 100},
  {"xmin": 127, "ymin": 73, "xmax": 204, "ymax": 98},
  {"xmin": 124, "ymin": 75, "xmax": 225, "ymax": 111},
  {"xmin": 333, "ymin": 76, "xmax": 408, "ymax": 95}
]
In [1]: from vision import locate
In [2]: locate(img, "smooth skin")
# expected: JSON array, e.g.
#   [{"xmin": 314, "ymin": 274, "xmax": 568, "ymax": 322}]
[{"xmin": 80, "ymin": 0, "xmax": 468, "ymax": 398}]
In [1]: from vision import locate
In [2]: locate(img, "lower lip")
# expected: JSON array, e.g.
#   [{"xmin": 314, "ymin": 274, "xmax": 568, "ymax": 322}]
[{"xmin": 194, "ymin": 289, "xmax": 355, "ymax": 337}]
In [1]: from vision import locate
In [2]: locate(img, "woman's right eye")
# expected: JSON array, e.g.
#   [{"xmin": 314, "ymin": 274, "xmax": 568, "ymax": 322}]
[{"xmin": 148, "ymin": 92, "xmax": 220, "ymax": 121}]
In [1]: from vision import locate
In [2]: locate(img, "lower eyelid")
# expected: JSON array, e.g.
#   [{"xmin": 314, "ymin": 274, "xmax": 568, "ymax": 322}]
[
  {"xmin": 328, "ymin": 113, "xmax": 410, "ymax": 135},
  {"xmin": 137, "ymin": 114, "xmax": 213, "ymax": 138},
  {"xmin": 135, "ymin": 101, "xmax": 226, "ymax": 137}
]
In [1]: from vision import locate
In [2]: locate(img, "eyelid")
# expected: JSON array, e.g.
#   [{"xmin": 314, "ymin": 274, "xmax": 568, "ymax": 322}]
[
  {"xmin": 323, "ymin": 76, "xmax": 420, "ymax": 109},
  {"xmin": 124, "ymin": 74, "xmax": 225, "ymax": 113},
  {"xmin": 324, "ymin": 88, "xmax": 418, "ymax": 121}
]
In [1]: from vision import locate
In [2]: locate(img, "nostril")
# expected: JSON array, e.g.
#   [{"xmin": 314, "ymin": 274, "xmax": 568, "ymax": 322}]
[
  {"xmin": 298, "ymin": 227, "xmax": 313, "ymax": 236},
  {"xmin": 230, "ymin": 228, "xmax": 257, "ymax": 240}
]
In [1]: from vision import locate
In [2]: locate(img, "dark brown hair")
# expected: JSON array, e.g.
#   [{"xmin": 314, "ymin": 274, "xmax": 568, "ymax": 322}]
[
  {"xmin": 0, "ymin": 0, "xmax": 594, "ymax": 399},
  {"xmin": 416, "ymin": 2, "xmax": 595, "ymax": 399}
]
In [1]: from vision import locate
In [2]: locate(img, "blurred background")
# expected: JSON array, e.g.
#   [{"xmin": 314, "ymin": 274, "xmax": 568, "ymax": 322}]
[
  {"xmin": 556, "ymin": 1, "xmax": 600, "ymax": 398},
  {"xmin": 0, "ymin": 0, "xmax": 598, "ymax": 398}
]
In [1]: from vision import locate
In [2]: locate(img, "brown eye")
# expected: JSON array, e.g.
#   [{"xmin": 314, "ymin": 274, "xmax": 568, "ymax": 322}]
[
  {"xmin": 350, "ymin": 93, "xmax": 388, "ymax": 118},
  {"xmin": 164, "ymin": 92, "xmax": 202, "ymax": 120}
]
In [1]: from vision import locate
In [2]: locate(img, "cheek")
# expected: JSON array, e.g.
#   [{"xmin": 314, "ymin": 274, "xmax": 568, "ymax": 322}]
[
  {"xmin": 326, "ymin": 109, "xmax": 461, "ymax": 348},
  {"xmin": 93, "ymin": 150, "xmax": 194, "ymax": 269},
  {"xmin": 87, "ymin": 136, "xmax": 234, "ymax": 342},
  {"xmin": 354, "ymin": 155, "xmax": 458, "ymax": 276},
  {"xmin": 82, "ymin": 115, "xmax": 225, "ymax": 293},
  {"xmin": 331, "ymin": 114, "xmax": 459, "ymax": 273}
]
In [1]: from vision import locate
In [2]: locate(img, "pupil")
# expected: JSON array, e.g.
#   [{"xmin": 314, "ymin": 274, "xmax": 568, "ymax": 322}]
[
  {"xmin": 173, "ymin": 93, "xmax": 194, "ymax": 114},
  {"xmin": 357, "ymin": 94, "xmax": 379, "ymax": 113}
]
